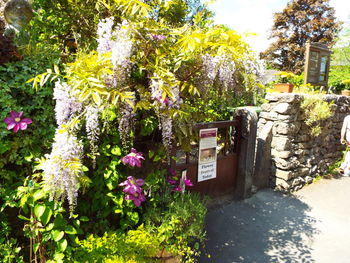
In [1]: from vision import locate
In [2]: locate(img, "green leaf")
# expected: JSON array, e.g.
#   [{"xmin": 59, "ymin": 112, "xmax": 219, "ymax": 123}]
[
  {"xmin": 40, "ymin": 206, "xmax": 53, "ymax": 225},
  {"xmin": 80, "ymin": 216, "xmax": 89, "ymax": 222},
  {"xmin": 33, "ymin": 243, "xmax": 40, "ymax": 254},
  {"xmin": 65, "ymin": 225, "xmax": 77, "ymax": 235},
  {"xmin": 111, "ymin": 146, "xmax": 121, "ymax": 156},
  {"xmin": 53, "ymin": 253, "xmax": 65, "ymax": 261},
  {"xmin": 18, "ymin": 215, "xmax": 30, "ymax": 221},
  {"xmin": 92, "ymin": 92, "xmax": 101, "ymax": 105},
  {"xmin": 34, "ymin": 204, "xmax": 46, "ymax": 218},
  {"xmin": 52, "ymin": 230, "xmax": 64, "ymax": 242},
  {"xmin": 33, "ymin": 189, "xmax": 46, "ymax": 202},
  {"xmin": 57, "ymin": 239, "xmax": 67, "ymax": 252},
  {"xmin": 45, "ymin": 223, "xmax": 54, "ymax": 231}
]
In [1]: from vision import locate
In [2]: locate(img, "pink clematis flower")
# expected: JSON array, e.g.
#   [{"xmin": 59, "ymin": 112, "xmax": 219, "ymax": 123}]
[
  {"xmin": 183, "ymin": 176, "xmax": 193, "ymax": 187},
  {"xmin": 4, "ymin": 111, "xmax": 32, "ymax": 133},
  {"xmin": 119, "ymin": 176, "xmax": 146, "ymax": 207},
  {"xmin": 125, "ymin": 192, "xmax": 146, "ymax": 207},
  {"xmin": 121, "ymin": 148, "xmax": 145, "ymax": 167}
]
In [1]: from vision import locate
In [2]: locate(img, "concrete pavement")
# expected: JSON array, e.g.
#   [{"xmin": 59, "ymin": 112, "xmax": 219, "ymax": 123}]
[{"xmin": 200, "ymin": 177, "xmax": 350, "ymax": 263}]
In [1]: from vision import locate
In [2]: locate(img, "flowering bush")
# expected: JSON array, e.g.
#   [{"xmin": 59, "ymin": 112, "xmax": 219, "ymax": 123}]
[{"xmin": 1, "ymin": 1, "xmax": 265, "ymax": 262}]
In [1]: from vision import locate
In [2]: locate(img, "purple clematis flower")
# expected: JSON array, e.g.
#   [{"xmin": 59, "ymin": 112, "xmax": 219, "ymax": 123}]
[
  {"xmin": 4, "ymin": 111, "xmax": 32, "ymax": 133},
  {"xmin": 119, "ymin": 176, "xmax": 146, "ymax": 207},
  {"xmin": 173, "ymin": 185, "xmax": 183, "ymax": 192},
  {"xmin": 125, "ymin": 192, "xmax": 146, "ymax": 207},
  {"xmin": 183, "ymin": 176, "xmax": 193, "ymax": 187},
  {"xmin": 121, "ymin": 148, "xmax": 145, "ymax": 167}
]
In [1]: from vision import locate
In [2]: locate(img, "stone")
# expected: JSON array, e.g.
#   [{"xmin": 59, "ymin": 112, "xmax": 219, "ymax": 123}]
[
  {"xmin": 271, "ymin": 149, "xmax": 293, "ymax": 159},
  {"xmin": 259, "ymin": 111, "xmax": 278, "ymax": 121},
  {"xmin": 275, "ymin": 169, "xmax": 294, "ymax": 180},
  {"xmin": 275, "ymin": 178, "xmax": 292, "ymax": 189},
  {"xmin": 295, "ymin": 135, "xmax": 309, "ymax": 142},
  {"xmin": 305, "ymin": 176, "xmax": 314, "ymax": 184},
  {"xmin": 277, "ymin": 114, "xmax": 297, "ymax": 122},
  {"xmin": 261, "ymin": 103, "xmax": 275, "ymax": 112},
  {"xmin": 274, "ymin": 122, "xmax": 298, "ymax": 135},
  {"xmin": 297, "ymin": 143, "xmax": 311, "ymax": 149},
  {"xmin": 271, "ymin": 137, "xmax": 292, "ymax": 151},
  {"xmin": 274, "ymin": 157, "xmax": 300, "ymax": 170},
  {"xmin": 292, "ymin": 177, "xmax": 305, "ymax": 187},
  {"xmin": 296, "ymin": 168, "xmax": 309, "ymax": 177},
  {"xmin": 273, "ymin": 103, "xmax": 293, "ymax": 114}
]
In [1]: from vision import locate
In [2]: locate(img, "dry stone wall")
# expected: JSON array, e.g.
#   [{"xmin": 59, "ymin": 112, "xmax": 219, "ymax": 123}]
[{"xmin": 257, "ymin": 93, "xmax": 349, "ymax": 191}]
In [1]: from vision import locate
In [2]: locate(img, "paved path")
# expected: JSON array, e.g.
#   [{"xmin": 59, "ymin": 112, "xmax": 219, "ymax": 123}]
[{"xmin": 200, "ymin": 177, "xmax": 350, "ymax": 263}]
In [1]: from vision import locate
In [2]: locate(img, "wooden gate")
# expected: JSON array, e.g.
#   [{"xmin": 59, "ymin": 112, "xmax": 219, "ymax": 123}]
[{"xmin": 170, "ymin": 117, "xmax": 242, "ymax": 197}]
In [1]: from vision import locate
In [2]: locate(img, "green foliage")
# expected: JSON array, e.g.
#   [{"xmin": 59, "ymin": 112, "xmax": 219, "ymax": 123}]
[
  {"xmin": 71, "ymin": 225, "xmax": 160, "ymax": 263},
  {"xmin": 328, "ymin": 65, "xmax": 350, "ymax": 91},
  {"xmin": 143, "ymin": 192, "xmax": 207, "ymax": 261},
  {"xmin": 16, "ymin": 179, "xmax": 84, "ymax": 263},
  {"xmin": 261, "ymin": 0, "xmax": 341, "ymax": 74},
  {"xmin": 0, "ymin": 52, "xmax": 58, "ymax": 180},
  {"xmin": 0, "ymin": 238, "xmax": 24, "ymax": 263},
  {"xmin": 301, "ymin": 94, "xmax": 333, "ymax": 136},
  {"xmin": 0, "ymin": 212, "xmax": 24, "ymax": 263},
  {"xmin": 28, "ymin": 0, "xmax": 211, "ymax": 51}
]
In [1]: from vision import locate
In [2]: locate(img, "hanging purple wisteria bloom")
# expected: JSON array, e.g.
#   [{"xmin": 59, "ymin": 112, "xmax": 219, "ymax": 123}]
[
  {"xmin": 121, "ymin": 148, "xmax": 145, "ymax": 168},
  {"xmin": 119, "ymin": 176, "xmax": 146, "ymax": 207},
  {"xmin": 53, "ymin": 81, "xmax": 82, "ymax": 127},
  {"xmin": 118, "ymin": 102, "xmax": 135, "ymax": 149},
  {"xmin": 4, "ymin": 111, "xmax": 32, "ymax": 132},
  {"xmin": 41, "ymin": 130, "xmax": 84, "ymax": 212},
  {"xmin": 85, "ymin": 105, "xmax": 100, "ymax": 167},
  {"xmin": 151, "ymin": 34, "xmax": 166, "ymax": 41}
]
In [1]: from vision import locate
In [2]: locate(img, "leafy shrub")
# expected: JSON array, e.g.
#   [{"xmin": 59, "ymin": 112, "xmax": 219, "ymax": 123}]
[
  {"xmin": 0, "ymin": 50, "xmax": 59, "ymax": 261},
  {"xmin": 0, "ymin": 52, "xmax": 58, "ymax": 186},
  {"xmin": 143, "ymin": 192, "xmax": 207, "ymax": 261},
  {"xmin": 71, "ymin": 225, "xmax": 160, "ymax": 263},
  {"xmin": 301, "ymin": 94, "xmax": 333, "ymax": 136},
  {"xmin": 329, "ymin": 65, "xmax": 350, "ymax": 92}
]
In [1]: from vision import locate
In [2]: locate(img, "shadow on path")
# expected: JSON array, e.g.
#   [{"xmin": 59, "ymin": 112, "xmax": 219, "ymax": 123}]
[{"xmin": 200, "ymin": 189, "xmax": 319, "ymax": 263}]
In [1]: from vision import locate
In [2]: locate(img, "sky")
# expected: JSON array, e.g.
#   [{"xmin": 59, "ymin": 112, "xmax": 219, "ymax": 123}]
[{"xmin": 208, "ymin": 0, "xmax": 350, "ymax": 53}]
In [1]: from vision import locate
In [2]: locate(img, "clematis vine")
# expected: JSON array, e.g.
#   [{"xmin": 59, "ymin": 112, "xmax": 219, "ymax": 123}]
[
  {"xmin": 4, "ymin": 111, "xmax": 32, "ymax": 132},
  {"xmin": 121, "ymin": 148, "xmax": 144, "ymax": 167},
  {"xmin": 119, "ymin": 176, "xmax": 146, "ymax": 207}
]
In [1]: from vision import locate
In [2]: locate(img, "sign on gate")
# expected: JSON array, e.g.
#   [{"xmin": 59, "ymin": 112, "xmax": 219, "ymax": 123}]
[{"xmin": 198, "ymin": 128, "xmax": 217, "ymax": 182}]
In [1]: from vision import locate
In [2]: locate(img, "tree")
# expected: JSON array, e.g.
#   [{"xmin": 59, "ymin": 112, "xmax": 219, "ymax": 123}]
[
  {"xmin": 260, "ymin": 0, "xmax": 341, "ymax": 74},
  {"xmin": 332, "ymin": 19, "xmax": 350, "ymax": 65}
]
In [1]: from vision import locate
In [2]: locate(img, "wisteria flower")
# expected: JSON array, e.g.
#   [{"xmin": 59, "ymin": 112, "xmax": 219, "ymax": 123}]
[
  {"xmin": 119, "ymin": 176, "xmax": 146, "ymax": 207},
  {"xmin": 121, "ymin": 148, "xmax": 145, "ymax": 167},
  {"xmin": 4, "ymin": 111, "xmax": 32, "ymax": 132},
  {"xmin": 151, "ymin": 34, "xmax": 166, "ymax": 41}
]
